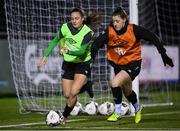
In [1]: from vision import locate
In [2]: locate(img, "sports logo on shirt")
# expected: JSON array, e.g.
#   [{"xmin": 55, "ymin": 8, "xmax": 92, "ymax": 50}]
[
  {"xmin": 112, "ymin": 39, "xmax": 128, "ymax": 48},
  {"xmin": 110, "ymin": 39, "xmax": 129, "ymax": 56},
  {"xmin": 64, "ymin": 38, "xmax": 78, "ymax": 51},
  {"xmin": 114, "ymin": 47, "xmax": 127, "ymax": 56},
  {"xmin": 65, "ymin": 38, "xmax": 77, "ymax": 45}
]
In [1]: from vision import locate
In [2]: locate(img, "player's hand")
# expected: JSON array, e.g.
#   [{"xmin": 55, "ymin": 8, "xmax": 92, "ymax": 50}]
[
  {"xmin": 37, "ymin": 57, "xmax": 48, "ymax": 68},
  {"xmin": 161, "ymin": 53, "xmax": 174, "ymax": 67},
  {"xmin": 60, "ymin": 47, "xmax": 68, "ymax": 55}
]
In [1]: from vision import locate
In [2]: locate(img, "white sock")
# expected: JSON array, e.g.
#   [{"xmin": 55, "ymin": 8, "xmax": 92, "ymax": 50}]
[
  {"xmin": 115, "ymin": 104, "xmax": 122, "ymax": 114},
  {"xmin": 133, "ymin": 102, "xmax": 140, "ymax": 112}
]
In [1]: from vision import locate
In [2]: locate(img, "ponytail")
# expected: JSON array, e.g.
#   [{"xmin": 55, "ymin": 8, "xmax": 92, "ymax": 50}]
[
  {"xmin": 84, "ymin": 11, "xmax": 103, "ymax": 28},
  {"xmin": 70, "ymin": 7, "xmax": 103, "ymax": 29}
]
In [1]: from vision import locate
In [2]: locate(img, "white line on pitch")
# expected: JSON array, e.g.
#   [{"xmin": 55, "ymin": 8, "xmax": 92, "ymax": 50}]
[
  {"xmin": 122, "ymin": 111, "xmax": 180, "ymax": 118},
  {"xmin": 0, "ymin": 111, "xmax": 180, "ymax": 129},
  {"xmin": 143, "ymin": 111, "xmax": 180, "ymax": 116},
  {"xmin": 0, "ymin": 119, "xmax": 87, "ymax": 128}
]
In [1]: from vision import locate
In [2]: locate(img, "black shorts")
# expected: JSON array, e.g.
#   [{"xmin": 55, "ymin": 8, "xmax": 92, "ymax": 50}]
[
  {"xmin": 61, "ymin": 61, "xmax": 91, "ymax": 80},
  {"xmin": 109, "ymin": 60, "xmax": 141, "ymax": 81}
]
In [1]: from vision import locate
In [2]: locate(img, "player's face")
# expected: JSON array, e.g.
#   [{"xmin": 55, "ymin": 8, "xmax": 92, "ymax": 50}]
[
  {"xmin": 112, "ymin": 15, "xmax": 126, "ymax": 31},
  {"xmin": 70, "ymin": 12, "xmax": 84, "ymax": 29}
]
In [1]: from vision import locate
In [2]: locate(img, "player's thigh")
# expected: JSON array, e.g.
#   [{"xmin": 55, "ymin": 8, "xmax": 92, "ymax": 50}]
[
  {"xmin": 71, "ymin": 74, "xmax": 87, "ymax": 96},
  {"xmin": 111, "ymin": 70, "xmax": 131, "ymax": 87},
  {"xmin": 62, "ymin": 78, "xmax": 73, "ymax": 98}
]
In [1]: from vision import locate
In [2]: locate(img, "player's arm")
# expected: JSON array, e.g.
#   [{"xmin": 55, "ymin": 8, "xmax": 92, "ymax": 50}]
[
  {"xmin": 38, "ymin": 29, "xmax": 63, "ymax": 67},
  {"xmin": 91, "ymin": 31, "xmax": 109, "ymax": 60},
  {"xmin": 44, "ymin": 30, "xmax": 63, "ymax": 57},
  {"xmin": 67, "ymin": 31, "xmax": 93, "ymax": 56},
  {"xmin": 134, "ymin": 25, "xmax": 174, "ymax": 67}
]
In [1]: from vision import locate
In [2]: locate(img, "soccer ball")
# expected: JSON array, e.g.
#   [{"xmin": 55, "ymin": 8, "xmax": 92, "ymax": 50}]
[
  {"xmin": 84, "ymin": 101, "xmax": 98, "ymax": 115},
  {"xmin": 121, "ymin": 101, "xmax": 130, "ymax": 115},
  {"xmin": 98, "ymin": 101, "xmax": 115, "ymax": 115},
  {"xmin": 46, "ymin": 110, "xmax": 64, "ymax": 126},
  {"xmin": 70, "ymin": 102, "xmax": 82, "ymax": 116}
]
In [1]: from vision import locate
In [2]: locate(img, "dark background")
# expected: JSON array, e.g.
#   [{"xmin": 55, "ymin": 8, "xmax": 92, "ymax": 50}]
[{"xmin": 0, "ymin": 0, "xmax": 179, "ymax": 95}]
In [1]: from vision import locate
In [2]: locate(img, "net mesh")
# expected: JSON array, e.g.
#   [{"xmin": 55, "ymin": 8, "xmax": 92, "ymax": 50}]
[
  {"xmin": 4, "ymin": 0, "xmax": 179, "ymax": 113},
  {"xmin": 4, "ymin": 0, "xmax": 129, "ymax": 113},
  {"xmin": 138, "ymin": 0, "xmax": 179, "ymax": 106}
]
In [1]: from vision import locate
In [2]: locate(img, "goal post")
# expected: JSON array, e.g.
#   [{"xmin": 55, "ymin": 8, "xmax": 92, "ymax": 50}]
[
  {"xmin": 129, "ymin": 0, "xmax": 176, "ymax": 110},
  {"xmin": 129, "ymin": 0, "xmax": 139, "ymax": 116}
]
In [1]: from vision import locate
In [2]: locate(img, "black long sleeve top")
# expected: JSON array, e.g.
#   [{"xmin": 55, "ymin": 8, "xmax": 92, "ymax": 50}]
[{"xmin": 91, "ymin": 22, "xmax": 166, "ymax": 58}]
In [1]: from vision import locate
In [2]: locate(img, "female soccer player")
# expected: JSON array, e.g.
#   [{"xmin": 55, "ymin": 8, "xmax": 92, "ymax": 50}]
[
  {"xmin": 91, "ymin": 7, "xmax": 174, "ymax": 124},
  {"xmin": 38, "ymin": 7, "xmax": 101, "ymax": 124}
]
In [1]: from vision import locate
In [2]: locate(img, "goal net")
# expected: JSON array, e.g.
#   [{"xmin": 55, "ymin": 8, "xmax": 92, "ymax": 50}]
[
  {"xmin": 4, "ymin": 0, "xmax": 179, "ymax": 113},
  {"xmin": 4, "ymin": 0, "xmax": 129, "ymax": 113},
  {"xmin": 138, "ymin": 0, "xmax": 179, "ymax": 107}
]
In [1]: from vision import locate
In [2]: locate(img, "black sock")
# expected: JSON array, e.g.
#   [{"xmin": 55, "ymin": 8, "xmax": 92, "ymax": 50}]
[
  {"xmin": 63, "ymin": 104, "xmax": 74, "ymax": 118},
  {"xmin": 125, "ymin": 90, "xmax": 137, "ymax": 104},
  {"xmin": 111, "ymin": 86, "xmax": 122, "ymax": 104}
]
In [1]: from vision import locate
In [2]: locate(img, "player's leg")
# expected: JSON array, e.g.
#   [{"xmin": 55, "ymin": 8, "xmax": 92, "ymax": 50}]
[
  {"xmin": 70, "ymin": 74, "xmax": 87, "ymax": 101},
  {"xmin": 123, "ymin": 83, "xmax": 142, "ymax": 124},
  {"xmin": 107, "ymin": 70, "xmax": 130, "ymax": 122},
  {"xmin": 62, "ymin": 79, "xmax": 73, "ymax": 99},
  {"xmin": 79, "ymin": 80, "xmax": 94, "ymax": 98},
  {"xmin": 63, "ymin": 62, "xmax": 91, "ymax": 121},
  {"xmin": 122, "ymin": 60, "xmax": 142, "ymax": 123},
  {"xmin": 76, "ymin": 62, "xmax": 94, "ymax": 98},
  {"xmin": 63, "ymin": 74, "xmax": 87, "ymax": 119},
  {"xmin": 123, "ymin": 81, "xmax": 140, "ymax": 112},
  {"xmin": 61, "ymin": 79, "xmax": 74, "ymax": 123},
  {"xmin": 61, "ymin": 61, "xmax": 75, "ymax": 122},
  {"xmin": 62, "ymin": 77, "xmax": 86, "ymax": 123}
]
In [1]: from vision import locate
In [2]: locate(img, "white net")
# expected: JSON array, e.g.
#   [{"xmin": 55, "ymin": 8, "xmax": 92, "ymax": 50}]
[
  {"xmin": 4, "ymin": 0, "xmax": 179, "ymax": 113},
  {"xmin": 138, "ymin": 0, "xmax": 179, "ymax": 106},
  {"xmin": 4, "ymin": 0, "xmax": 129, "ymax": 113}
]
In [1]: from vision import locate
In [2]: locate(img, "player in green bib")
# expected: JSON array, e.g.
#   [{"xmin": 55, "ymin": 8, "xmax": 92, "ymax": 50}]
[{"xmin": 38, "ymin": 7, "xmax": 102, "ymax": 124}]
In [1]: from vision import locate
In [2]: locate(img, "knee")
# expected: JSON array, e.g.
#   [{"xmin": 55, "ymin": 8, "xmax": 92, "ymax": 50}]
[
  {"xmin": 69, "ymin": 90, "xmax": 78, "ymax": 98},
  {"xmin": 63, "ymin": 90, "xmax": 78, "ymax": 99},
  {"xmin": 111, "ymin": 79, "xmax": 120, "ymax": 87},
  {"xmin": 63, "ymin": 92, "xmax": 70, "ymax": 99}
]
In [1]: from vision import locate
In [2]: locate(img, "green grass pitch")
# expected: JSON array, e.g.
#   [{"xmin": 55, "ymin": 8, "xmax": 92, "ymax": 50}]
[{"xmin": 0, "ymin": 92, "xmax": 180, "ymax": 130}]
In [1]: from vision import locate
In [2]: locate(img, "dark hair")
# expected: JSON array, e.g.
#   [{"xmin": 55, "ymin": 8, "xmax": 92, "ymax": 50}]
[
  {"xmin": 112, "ymin": 7, "xmax": 127, "ymax": 19},
  {"xmin": 85, "ymin": 11, "xmax": 103, "ymax": 28},
  {"xmin": 70, "ymin": 7, "xmax": 85, "ymax": 17},
  {"xmin": 70, "ymin": 7, "xmax": 103, "ymax": 28}
]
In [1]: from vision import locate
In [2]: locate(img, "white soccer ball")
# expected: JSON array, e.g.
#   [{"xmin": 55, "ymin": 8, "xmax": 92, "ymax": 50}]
[
  {"xmin": 98, "ymin": 101, "xmax": 115, "ymax": 115},
  {"xmin": 121, "ymin": 101, "xmax": 130, "ymax": 115},
  {"xmin": 46, "ymin": 110, "xmax": 64, "ymax": 126},
  {"xmin": 70, "ymin": 102, "xmax": 82, "ymax": 116},
  {"xmin": 84, "ymin": 101, "xmax": 98, "ymax": 115}
]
